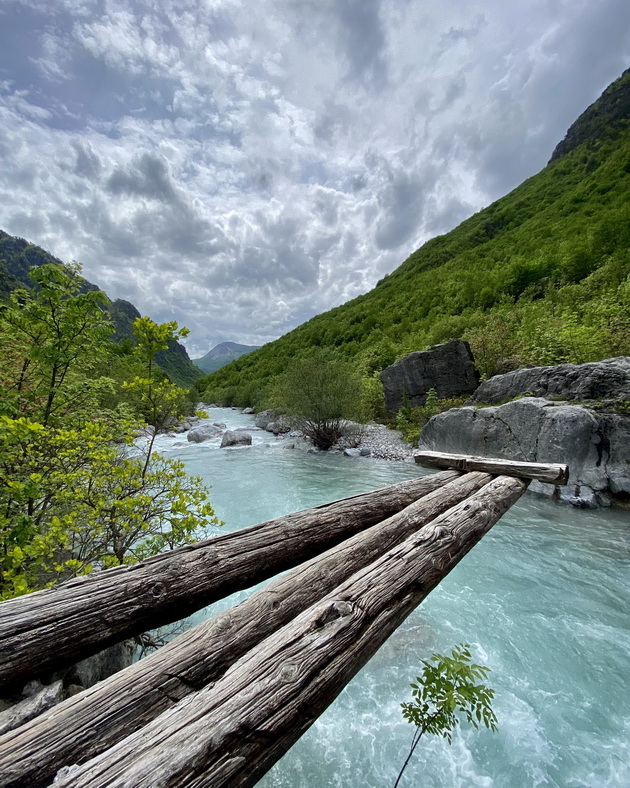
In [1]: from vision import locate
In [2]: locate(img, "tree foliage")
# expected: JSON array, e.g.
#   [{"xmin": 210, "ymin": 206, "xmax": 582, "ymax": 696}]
[
  {"xmin": 0, "ymin": 263, "xmax": 218, "ymax": 599},
  {"xmin": 274, "ymin": 348, "xmax": 362, "ymax": 449},
  {"xmin": 394, "ymin": 644, "xmax": 498, "ymax": 787}
]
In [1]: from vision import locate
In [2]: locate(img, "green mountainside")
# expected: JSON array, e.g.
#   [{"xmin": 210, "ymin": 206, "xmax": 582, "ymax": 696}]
[
  {"xmin": 198, "ymin": 69, "xmax": 630, "ymax": 408},
  {"xmin": 193, "ymin": 341, "xmax": 261, "ymax": 374},
  {"xmin": 0, "ymin": 231, "xmax": 202, "ymax": 388}
]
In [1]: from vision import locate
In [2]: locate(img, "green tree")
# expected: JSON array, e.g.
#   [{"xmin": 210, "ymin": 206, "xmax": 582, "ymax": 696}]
[
  {"xmin": 394, "ymin": 644, "xmax": 498, "ymax": 787},
  {"xmin": 0, "ymin": 264, "xmax": 219, "ymax": 599},
  {"xmin": 275, "ymin": 348, "xmax": 362, "ymax": 450}
]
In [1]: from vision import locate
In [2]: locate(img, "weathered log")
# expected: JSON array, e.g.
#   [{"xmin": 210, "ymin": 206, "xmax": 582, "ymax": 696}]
[
  {"xmin": 0, "ymin": 472, "xmax": 457, "ymax": 694},
  {"xmin": 51, "ymin": 475, "xmax": 527, "ymax": 788},
  {"xmin": 0, "ymin": 472, "xmax": 489, "ymax": 788},
  {"xmin": 415, "ymin": 450, "xmax": 569, "ymax": 484}
]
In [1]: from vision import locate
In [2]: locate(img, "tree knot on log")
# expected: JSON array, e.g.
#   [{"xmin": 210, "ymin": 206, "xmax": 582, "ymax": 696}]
[
  {"xmin": 278, "ymin": 661, "xmax": 300, "ymax": 683},
  {"xmin": 314, "ymin": 600, "xmax": 354, "ymax": 629},
  {"xmin": 151, "ymin": 582, "xmax": 167, "ymax": 599}
]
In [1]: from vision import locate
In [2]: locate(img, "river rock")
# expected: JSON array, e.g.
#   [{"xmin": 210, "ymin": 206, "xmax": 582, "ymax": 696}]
[
  {"xmin": 254, "ymin": 409, "xmax": 276, "ymax": 429},
  {"xmin": 221, "ymin": 430, "xmax": 252, "ymax": 447},
  {"xmin": 380, "ymin": 339, "xmax": 480, "ymax": 414},
  {"xmin": 187, "ymin": 424, "xmax": 223, "ymax": 443},
  {"xmin": 419, "ymin": 397, "xmax": 630, "ymax": 506},
  {"xmin": 0, "ymin": 680, "xmax": 64, "ymax": 735},
  {"xmin": 242, "ymin": 407, "xmax": 254, "ymax": 414},
  {"xmin": 469, "ymin": 356, "xmax": 630, "ymax": 405},
  {"xmin": 267, "ymin": 417, "xmax": 292, "ymax": 435},
  {"xmin": 64, "ymin": 640, "xmax": 135, "ymax": 688}
]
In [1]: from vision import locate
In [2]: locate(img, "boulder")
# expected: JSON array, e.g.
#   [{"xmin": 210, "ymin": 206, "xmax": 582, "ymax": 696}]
[
  {"xmin": 469, "ymin": 357, "xmax": 630, "ymax": 405},
  {"xmin": 64, "ymin": 640, "xmax": 135, "ymax": 689},
  {"xmin": 266, "ymin": 417, "xmax": 292, "ymax": 435},
  {"xmin": 0, "ymin": 681, "xmax": 64, "ymax": 735},
  {"xmin": 419, "ymin": 397, "xmax": 630, "ymax": 506},
  {"xmin": 242, "ymin": 407, "xmax": 254, "ymax": 414},
  {"xmin": 220, "ymin": 430, "xmax": 252, "ymax": 448},
  {"xmin": 254, "ymin": 409, "xmax": 276, "ymax": 430},
  {"xmin": 187, "ymin": 424, "xmax": 223, "ymax": 443},
  {"xmin": 344, "ymin": 448, "xmax": 361, "ymax": 458},
  {"xmin": 380, "ymin": 339, "xmax": 480, "ymax": 414}
]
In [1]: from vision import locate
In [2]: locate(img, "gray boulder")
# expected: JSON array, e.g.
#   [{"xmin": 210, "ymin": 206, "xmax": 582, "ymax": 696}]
[
  {"xmin": 220, "ymin": 430, "xmax": 252, "ymax": 448},
  {"xmin": 254, "ymin": 409, "xmax": 276, "ymax": 430},
  {"xmin": 380, "ymin": 339, "xmax": 480, "ymax": 414},
  {"xmin": 187, "ymin": 424, "xmax": 223, "ymax": 443},
  {"xmin": 0, "ymin": 680, "xmax": 64, "ymax": 735},
  {"xmin": 186, "ymin": 424, "xmax": 222, "ymax": 443},
  {"xmin": 64, "ymin": 640, "xmax": 135, "ymax": 689},
  {"xmin": 469, "ymin": 357, "xmax": 630, "ymax": 405},
  {"xmin": 419, "ymin": 397, "xmax": 630, "ymax": 507},
  {"xmin": 266, "ymin": 416, "xmax": 292, "ymax": 435}
]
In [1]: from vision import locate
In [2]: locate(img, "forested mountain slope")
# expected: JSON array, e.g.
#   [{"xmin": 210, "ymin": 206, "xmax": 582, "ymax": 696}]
[
  {"xmin": 198, "ymin": 69, "xmax": 630, "ymax": 408},
  {"xmin": 0, "ymin": 231, "xmax": 202, "ymax": 387}
]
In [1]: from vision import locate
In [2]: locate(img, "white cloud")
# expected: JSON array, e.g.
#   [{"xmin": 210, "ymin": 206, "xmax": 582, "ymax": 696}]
[{"xmin": 0, "ymin": 0, "xmax": 628, "ymax": 356}]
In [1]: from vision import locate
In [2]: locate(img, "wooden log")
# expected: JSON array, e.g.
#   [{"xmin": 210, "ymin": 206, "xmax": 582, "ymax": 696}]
[
  {"xmin": 415, "ymin": 450, "xmax": 569, "ymax": 485},
  {"xmin": 0, "ymin": 472, "xmax": 491, "ymax": 788},
  {"xmin": 51, "ymin": 475, "xmax": 527, "ymax": 788},
  {"xmin": 0, "ymin": 472, "xmax": 458, "ymax": 694}
]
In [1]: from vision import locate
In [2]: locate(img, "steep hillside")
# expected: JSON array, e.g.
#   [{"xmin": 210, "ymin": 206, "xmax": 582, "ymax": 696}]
[
  {"xmin": 198, "ymin": 69, "xmax": 630, "ymax": 408},
  {"xmin": 0, "ymin": 231, "xmax": 202, "ymax": 388},
  {"xmin": 193, "ymin": 342, "xmax": 260, "ymax": 374}
]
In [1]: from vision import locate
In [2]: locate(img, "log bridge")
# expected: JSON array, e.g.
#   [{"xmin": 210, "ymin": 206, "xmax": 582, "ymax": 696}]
[{"xmin": 0, "ymin": 452, "xmax": 568, "ymax": 788}]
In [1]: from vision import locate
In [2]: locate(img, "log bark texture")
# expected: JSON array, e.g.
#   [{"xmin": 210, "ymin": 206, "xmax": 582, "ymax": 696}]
[
  {"xmin": 0, "ymin": 472, "xmax": 489, "ymax": 788},
  {"xmin": 51, "ymin": 475, "xmax": 527, "ymax": 788},
  {"xmin": 0, "ymin": 472, "xmax": 456, "ymax": 695},
  {"xmin": 414, "ymin": 450, "xmax": 569, "ymax": 484}
]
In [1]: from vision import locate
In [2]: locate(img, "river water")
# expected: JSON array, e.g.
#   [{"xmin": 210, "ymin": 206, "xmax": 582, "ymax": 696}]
[{"xmin": 152, "ymin": 408, "xmax": 629, "ymax": 788}]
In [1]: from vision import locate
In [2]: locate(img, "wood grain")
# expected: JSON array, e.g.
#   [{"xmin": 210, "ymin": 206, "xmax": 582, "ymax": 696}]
[
  {"xmin": 414, "ymin": 450, "xmax": 569, "ymax": 484},
  {"xmin": 0, "ymin": 472, "xmax": 457, "ymax": 694},
  {"xmin": 0, "ymin": 472, "xmax": 488, "ymax": 788},
  {"xmin": 50, "ymin": 475, "xmax": 527, "ymax": 788}
]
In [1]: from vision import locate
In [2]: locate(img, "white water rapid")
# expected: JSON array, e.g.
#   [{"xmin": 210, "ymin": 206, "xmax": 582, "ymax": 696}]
[{"xmin": 150, "ymin": 407, "xmax": 629, "ymax": 788}]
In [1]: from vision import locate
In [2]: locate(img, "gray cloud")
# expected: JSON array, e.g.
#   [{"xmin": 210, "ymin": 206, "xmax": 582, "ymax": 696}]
[
  {"xmin": 0, "ymin": 0, "xmax": 628, "ymax": 355},
  {"xmin": 107, "ymin": 153, "xmax": 178, "ymax": 203}
]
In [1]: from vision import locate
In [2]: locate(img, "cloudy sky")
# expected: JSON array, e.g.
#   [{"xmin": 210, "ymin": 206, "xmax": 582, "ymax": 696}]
[{"xmin": 0, "ymin": 0, "xmax": 628, "ymax": 356}]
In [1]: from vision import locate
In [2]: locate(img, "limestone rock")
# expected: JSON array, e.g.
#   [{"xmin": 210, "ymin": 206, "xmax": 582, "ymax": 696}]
[
  {"xmin": 0, "ymin": 680, "xmax": 63, "ymax": 735},
  {"xmin": 187, "ymin": 424, "xmax": 223, "ymax": 443},
  {"xmin": 220, "ymin": 430, "xmax": 252, "ymax": 447},
  {"xmin": 380, "ymin": 340, "xmax": 480, "ymax": 414},
  {"xmin": 469, "ymin": 357, "xmax": 630, "ymax": 405},
  {"xmin": 64, "ymin": 641, "xmax": 135, "ymax": 689},
  {"xmin": 266, "ymin": 417, "xmax": 292, "ymax": 435},
  {"xmin": 254, "ymin": 409, "xmax": 277, "ymax": 430},
  {"xmin": 419, "ymin": 397, "xmax": 630, "ymax": 506}
]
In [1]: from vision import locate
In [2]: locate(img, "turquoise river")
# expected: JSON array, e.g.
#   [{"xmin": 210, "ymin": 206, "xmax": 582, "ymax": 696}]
[{"xmin": 150, "ymin": 407, "xmax": 629, "ymax": 788}]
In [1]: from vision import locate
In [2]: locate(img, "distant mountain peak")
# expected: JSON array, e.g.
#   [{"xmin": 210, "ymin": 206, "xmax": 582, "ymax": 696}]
[{"xmin": 193, "ymin": 341, "xmax": 260, "ymax": 374}]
